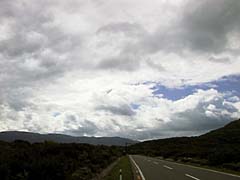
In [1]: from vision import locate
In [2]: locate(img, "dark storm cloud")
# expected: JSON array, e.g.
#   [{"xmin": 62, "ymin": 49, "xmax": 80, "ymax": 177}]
[
  {"xmin": 93, "ymin": 0, "xmax": 240, "ymax": 73},
  {"xmin": 208, "ymin": 56, "xmax": 231, "ymax": 63},
  {"xmin": 166, "ymin": 105, "xmax": 236, "ymax": 132},
  {"xmin": 97, "ymin": 55, "xmax": 140, "ymax": 71},
  {"xmin": 64, "ymin": 120, "xmax": 99, "ymax": 136},
  {"xmin": 92, "ymin": 0, "xmax": 240, "ymax": 73},
  {"xmin": 181, "ymin": 0, "xmax": 240, "ymax": 53},
  {"xmin": 64, "ymin": 114, "xmax": 100, "ymax": 136},
  {"xmin": 0, "ymin": 1, "xmax": 51, "ymax": 57},
  {"xmin": 131, "ymin": 0, "xmax": 240, "ymax": 55},
  {"xmin": 96, "ymin": 104, "xmax": 135, "ymax": 116},
  {"xmin": 95, "ymin": 22, "xmax": 145, "ymax": 71},
  {"xmin": 97, "ymin": 22, "xmax": 145, "ymax": 36},
  {"xmin": 146, "ymin": 60, "xmax": 165, "ymax": 71}
]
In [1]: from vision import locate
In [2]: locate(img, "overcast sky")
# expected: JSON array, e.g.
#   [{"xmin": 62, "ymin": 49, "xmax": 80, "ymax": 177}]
[{"xmin": 0, "ymin": 0, "xmax": 240, "ymax": 140}]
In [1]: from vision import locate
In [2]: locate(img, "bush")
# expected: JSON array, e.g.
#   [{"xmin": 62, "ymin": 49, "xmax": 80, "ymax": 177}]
[{"xmin": 0, "ymin": 141, "xmax": 123, "ymax": 180}]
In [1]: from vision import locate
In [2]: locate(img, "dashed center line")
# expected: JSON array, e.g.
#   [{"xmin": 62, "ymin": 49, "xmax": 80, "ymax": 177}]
[
  {"xmin": 185, "ymin": 174, "xmax": 200, "ymax": 180},
  {"xmin": 154, "ymin": 161, "xmax": 159, "ymax": 165},
  {"xmin": 163, "ymin": 165, "xmax": 173, "ymax": 170}
]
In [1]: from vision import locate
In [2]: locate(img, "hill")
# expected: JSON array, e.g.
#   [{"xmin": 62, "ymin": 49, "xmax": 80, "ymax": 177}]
[
  {"xmin": 0, "ymin": 140, "xmax": 123, "ymax": 180},
  {"xmin": 0, "ymin": 131, "xmax": 137, "ymax": 146},
  {"xmin": 129, "ymin": 119, "xmax": 240, "ymax": 171},
  {"xmin": 200, "ymin": 119, "xmax": 240, "ymax": 142}
]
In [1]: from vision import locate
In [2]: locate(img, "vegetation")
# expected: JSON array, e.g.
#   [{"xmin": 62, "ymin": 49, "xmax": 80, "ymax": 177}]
[
  {"xmin": 0, "ymin": 131, "xmax": 137, "ymax": 146},
  {"xmin": 0, "ymin": 140, "xmax": 123, "ymax": 180},
  {"xmin": 129, "ymin": 119, "xmax": 240, "ymax": 172},
  {"xmin": 1, "ymin": 119, "xmax": 239, "ymax": 179},
  {"xmin": 103, "ymin": 156, "xmax": 133, "ymax": 180}
]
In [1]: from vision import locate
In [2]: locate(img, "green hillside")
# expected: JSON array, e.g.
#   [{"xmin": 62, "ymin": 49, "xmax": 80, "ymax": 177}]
[{"xmin": 129, "ymin": 119, "xmax": 240, "ymax": 171}]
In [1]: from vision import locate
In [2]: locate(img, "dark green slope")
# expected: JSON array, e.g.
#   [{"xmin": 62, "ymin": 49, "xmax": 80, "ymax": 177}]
[
  {"xmin": 129, "ymin": 119, "xmax": 240, "ymax": 170},
  {"xmin": 200, "ymin": 119, "xmax": 240, "ymax": 142}
]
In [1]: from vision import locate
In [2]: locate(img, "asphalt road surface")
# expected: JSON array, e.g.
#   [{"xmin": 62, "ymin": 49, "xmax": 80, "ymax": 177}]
[{"xmin": 130, "ymin": 155, "xmax": 240, "ymax": 180}]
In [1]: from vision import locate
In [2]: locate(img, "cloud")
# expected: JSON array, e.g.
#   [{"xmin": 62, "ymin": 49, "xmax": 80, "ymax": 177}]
[
  {"xmin": 0, "ymin": 0, "xmax": 239, "ymax": 140},
  {"xmin": 135, "ymin": 0, "xmax": 240, "ymax": 55},
  {"xmin": 97, "ymin": 55, "xmax": 140, "ymax": 71},
  {"xmin": 126, "ymin": 89, "xmax": 240, "ymax": 140},
  {"xmin": 0, "ymin": 0, "xmax": 84, "ymax": 111},
  {"xmin": 97, "ymin": 22, "xmax": 145, "ymax": 37},
  {"xmin": 96, "ymin": 104, "xmax": 135, "ymax": 116},
  {"xmin": 181, "ymin": 0, "xmax": 240, "ymax": 53},
  {"xmin": 208, "ymin": 56, "xmax": 231, "ymax": 63}
]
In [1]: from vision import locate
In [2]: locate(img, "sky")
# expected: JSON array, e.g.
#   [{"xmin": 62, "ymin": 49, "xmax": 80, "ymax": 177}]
[{"xmin": 0, "ymin": 0, "xmax": 240, "ymax": 140}]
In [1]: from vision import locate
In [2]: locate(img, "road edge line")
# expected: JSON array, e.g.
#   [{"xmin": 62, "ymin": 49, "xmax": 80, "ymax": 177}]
[
  {"xmin": 163, "ymin": 165, "xmax": 173, "ymax": 170},
  {"xmin": 129, "ymin": 155, "xmax": 146, "ymax": 180},
  {"xmin": 185, "ymin": 174, "xmax": 200, "ymax": 180},
  {"xmin": 157, "ymin": 158, "xmax": 240, "ymax": 178}
]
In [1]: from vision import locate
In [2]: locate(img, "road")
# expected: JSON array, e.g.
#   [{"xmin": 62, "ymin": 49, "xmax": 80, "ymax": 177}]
[{"xmin": 130, "ymin": 155, "xmax": 240, "ymax": 180}]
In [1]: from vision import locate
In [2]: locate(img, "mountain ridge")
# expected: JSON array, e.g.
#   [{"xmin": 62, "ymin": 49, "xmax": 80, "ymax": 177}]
[{"xmin": 0, "ymin": 131, "xmax": 138, "ymax": 146}]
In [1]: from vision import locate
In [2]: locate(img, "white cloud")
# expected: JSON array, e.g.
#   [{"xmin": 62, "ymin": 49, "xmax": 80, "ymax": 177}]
[{"xmin": 0, "ymin": 0, "xmax": 239, "ymax": 140}]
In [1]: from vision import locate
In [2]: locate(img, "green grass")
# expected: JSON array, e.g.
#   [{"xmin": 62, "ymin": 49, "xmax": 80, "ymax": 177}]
[{"xmin": 104, "ymin": 156, "xmax": 133, "ymax": 180}]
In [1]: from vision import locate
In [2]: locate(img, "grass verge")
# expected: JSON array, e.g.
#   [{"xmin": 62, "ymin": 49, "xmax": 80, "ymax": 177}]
[{"xmin": 103, "ymin": 156, "xmax": 133, "ymax": 180}]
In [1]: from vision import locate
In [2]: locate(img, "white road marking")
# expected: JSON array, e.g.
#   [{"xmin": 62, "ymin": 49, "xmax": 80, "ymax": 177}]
[
  {"xmin": 154, "ymin": 161, "xmax": 159, "ymax": 165},
  {"xmin": 130, "ymin": 156, "xmax": 146, "ymax": 180},
  {"xmin": 157, "ymin": 159, "xmax": 240, "ymax": 178},
  {"xmin": 163, "ymin": 165, "xmax": 173, "ymax": 170},
  {"xmin": 185, "ymin": 174, "xmax": 200, "ymax": 180}
]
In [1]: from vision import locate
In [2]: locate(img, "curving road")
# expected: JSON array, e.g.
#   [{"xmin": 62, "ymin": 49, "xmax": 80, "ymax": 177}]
[{"xmin": 130, "ymin": 155, "xmax": 240, "ymax": 180}]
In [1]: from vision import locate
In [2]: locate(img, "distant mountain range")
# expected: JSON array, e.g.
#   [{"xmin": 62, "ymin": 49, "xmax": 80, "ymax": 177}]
[
  {"xmin": 0, "ymin": 131, "xmax": 138, "ymax": 146},
  {"xmin": 130, "ymin": 119, "xmax": 240, "ymax": 169}
]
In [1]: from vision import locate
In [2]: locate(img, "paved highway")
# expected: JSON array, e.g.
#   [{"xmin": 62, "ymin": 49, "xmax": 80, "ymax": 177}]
[{"xmin": 130, "ymin": 155, "xmax": 240, "ymax": 180}]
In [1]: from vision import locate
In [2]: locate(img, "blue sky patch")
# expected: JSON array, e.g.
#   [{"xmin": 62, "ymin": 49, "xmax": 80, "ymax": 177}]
[
  {"xmin": 53, "ymin": 112, "xmax": 61, "ymax": 117},
  {"xmin": 131, "ymin": 103, "xmax": 141, "ymax": 110},
  {"xmin": 151, "ymin": 75, "xmax": 240, "ymax": 101}
]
